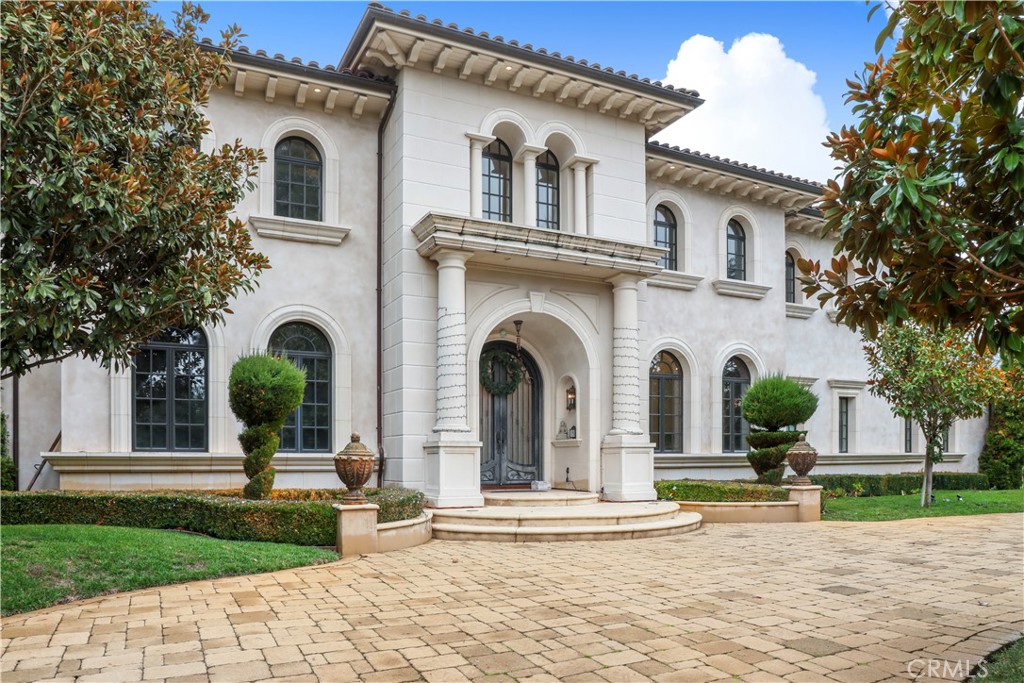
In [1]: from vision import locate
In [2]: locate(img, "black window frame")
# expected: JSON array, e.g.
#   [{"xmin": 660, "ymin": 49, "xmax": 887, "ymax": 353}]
[
  {"xmin": 722, "ymin": 356, "xmax": 751, "ymax": 453},
  {"xmin": 132, "ymin": 328, "xmax": 209, "ymax": 452},
  {"xmin": 274, "ymin": 136, "xmax": 323, "ymax": 222},
  {"xmin": 654, "ymin": 204, "xmax": 678, "ymax": 271},
  {"xmin": 270, "ymin": 322, "xmax": 333, "ymax": 454},
  {"xmin": 904, "ymin": 417, "xmax": 914, "ymax": 453},
  {"xmin": 839, "ymin": 397, "xmax": 851, "ymax": 453},
  {"xmin": 785, "ymin": 251, "xmax": 797, "ymax": 303},
  {"xmin": 482, "ymin": 138, "xmax": 513, "ymax": 223},
  {"xmin": 536, "ymin": 150, "xmax": 560, "ymax": 230},
  {"xmin": 726, "ymin": 219, "xmax": 747, "ymax": 281},
  {"xmin": 649, "ymin": 351, "xmax": 684, "ymax": 453}
]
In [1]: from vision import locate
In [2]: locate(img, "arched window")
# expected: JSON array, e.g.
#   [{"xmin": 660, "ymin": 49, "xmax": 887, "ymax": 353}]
[
  {"xmin": 270, "ymin": 322, "xmax": 332, "ymax": 453},
  {"xmin": 654, "ymin": 205, "xmax": 678, "ymax": 271},
  {"xmin": 650, "ymin": 351, "xmax": 683, "ymax": 453},
  {"xmin": 722, "ymin": 356, "xmax": 751, "ymax": 452},
  {"xmin": 274, "ymin": 137, "xmax": 322, "ymax": 221},
  {"xmin": 536, "ymin": 150, "xmax": 560, "ymax": 230},
  {"xmin": 726, "ymin": 219, "xmax": 746, "ymax": 280},
  {"xmin": 133, "ymin": 328, "xmax": 208, "ymax": 451},
  {"xmin": 482, "ymin": 139, "xmax": 513, "ymax": 223},
  {"xmin": 785, "ymin": 251, "xmax": 797, "ymax": 303}
]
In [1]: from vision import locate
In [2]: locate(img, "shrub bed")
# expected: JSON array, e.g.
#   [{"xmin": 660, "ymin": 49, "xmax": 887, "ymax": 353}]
[
  {"xmin": 0, "ymin": 487, "xmax": 425, "ymax": 546},
  {"xmin": 656, "ymin": 479, "xmax": 790, "ymax": 502},
  {"xmin": 809, "ymin": 472, "xmax": 989, "ymax": 497}
]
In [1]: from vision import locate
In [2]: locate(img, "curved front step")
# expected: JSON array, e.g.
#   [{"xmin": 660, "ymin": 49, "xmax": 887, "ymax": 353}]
[
  {"xmin": 432, "ymin": 512, "xmax": 702, "ymax": 542},
  {"xmin": 432, "ymin": 501, "xmax": 680, "ymax": 528},
  {"xmin": 482, "ymin": 490, "xmax": 600, "ymax": 507}
]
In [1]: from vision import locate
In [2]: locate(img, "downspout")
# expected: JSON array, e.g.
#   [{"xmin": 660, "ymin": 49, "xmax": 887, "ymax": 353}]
[
  {"xmin": 11, "ymin": 375, "xmax": 19, "ymax": 489},
  {"xmin": 376, "ymin": 91, "xmax": 397, "ymax": 488}
]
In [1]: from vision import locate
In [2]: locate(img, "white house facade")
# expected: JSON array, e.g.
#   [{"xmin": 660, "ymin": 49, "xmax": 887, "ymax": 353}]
[{"xmin": 2, "ymin": 4, "xmax": 986, "ymax": 503}]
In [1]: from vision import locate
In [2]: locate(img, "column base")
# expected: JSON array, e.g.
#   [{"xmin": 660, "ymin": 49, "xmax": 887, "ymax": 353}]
[
  {"xmin": 600, "ymin": 433, "xmax": 656, "ymax": 501},
  {"xmin": 423, "ymin": 436, "xmax": 484, "ymax": 508}
]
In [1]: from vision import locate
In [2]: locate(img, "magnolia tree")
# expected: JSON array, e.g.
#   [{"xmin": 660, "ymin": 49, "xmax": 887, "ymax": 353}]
[
  {"xmin": 800, "ymin": 1, "xmax": 1024, "ymax": 362},
  {"xmin": 864, "ymin": 324, "xmax": 1006, "ymax": 507},
  {"xmin": 1, "ymin": 1, "xmax": 267, "ymax": 379}
]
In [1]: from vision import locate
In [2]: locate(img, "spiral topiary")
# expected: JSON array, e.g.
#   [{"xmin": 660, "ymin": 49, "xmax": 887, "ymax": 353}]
[
  {"xmin": 742, "ymin": 374, "xmax": 818, "ymax": 483},
  {"xmin": 228, "ymin": 354, "xmax": 306, "ymax": 499}
]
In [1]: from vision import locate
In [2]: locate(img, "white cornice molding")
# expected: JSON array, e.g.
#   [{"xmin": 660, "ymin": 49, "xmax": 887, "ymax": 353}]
[
  {"xmin": 647, "ymin": 271, "xmax": 704, "ymax": 292},
  {"xmin": 249, "ymin": 214, "xmax": 351, "ymax": 246},
  {"xmin": 787, "ymin": 376, "xmax": 818, "ymax": 388},
  {"xmin": 711, "ymin": 278, "xmax": 771, "ymax": 300},
  {"xmin": 786, "ymin": 303, "xmax": 817, "ymax": 319},
  {"xmin": 828, "ymin": 378, "xmax": 867, "ymax": 391}
]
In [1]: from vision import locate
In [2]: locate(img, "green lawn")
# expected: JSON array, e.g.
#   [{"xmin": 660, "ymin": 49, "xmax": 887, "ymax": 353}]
[
  {"xmin": 823, "ymin": 489, "xmax": 1024, "ymax": 521},
  {"xmin": 1, "ymin": 525, "xmax": 337, "ymax": 616},
  {"xmin": 975, "ymin": 638, "xmax": 1024, "ymax": 682}
]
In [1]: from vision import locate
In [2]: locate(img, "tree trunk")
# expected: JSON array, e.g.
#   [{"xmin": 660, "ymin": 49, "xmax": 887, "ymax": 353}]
[{"xmin": 921, "ymin": 446, "xmax": 934, "ymax": 508}]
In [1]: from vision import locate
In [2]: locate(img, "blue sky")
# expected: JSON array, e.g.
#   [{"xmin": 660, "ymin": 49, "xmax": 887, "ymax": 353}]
[{"xmin": 153, "ymin": 1, "xmax": 891, "ymax": 181}]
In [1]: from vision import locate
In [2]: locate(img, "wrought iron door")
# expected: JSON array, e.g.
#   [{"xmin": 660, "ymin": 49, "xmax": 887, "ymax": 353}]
[{"xmin": 480, "ymin": 342, "xmax": 542, "ymax": 485}]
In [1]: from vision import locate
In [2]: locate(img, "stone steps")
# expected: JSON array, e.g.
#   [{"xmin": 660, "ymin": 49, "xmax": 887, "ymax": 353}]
[
  {"xmin": 431, "ymin": 501, "xmax": 702, "ymax": 542},
  {"xmin": 482, "ymin": 490, "xmax": 600, "ymax": 507}
]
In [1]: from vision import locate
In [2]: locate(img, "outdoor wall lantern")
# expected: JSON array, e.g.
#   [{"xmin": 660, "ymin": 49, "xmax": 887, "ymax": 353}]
[
  {"xmin": 566, "ymin": 384, "xmax": 576, "ymax": 411},
  {"xmin": 569, "ymin": 425, "xmax": 577, "ymax": 439}
]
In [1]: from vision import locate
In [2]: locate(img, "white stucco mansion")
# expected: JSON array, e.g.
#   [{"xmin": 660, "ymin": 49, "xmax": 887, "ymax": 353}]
[{"xmin": 3, "ymin": 4, "xmax": 985, "ymax": 504}]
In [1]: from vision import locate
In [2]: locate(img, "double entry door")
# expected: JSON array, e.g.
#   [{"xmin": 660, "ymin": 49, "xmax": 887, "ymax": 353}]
[{"xmin": 479, "ymin": 342, "xmax": 542, "ymax": 486}]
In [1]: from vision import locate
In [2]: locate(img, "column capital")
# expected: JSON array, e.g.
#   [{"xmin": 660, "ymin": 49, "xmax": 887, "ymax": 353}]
[
  {"xmin": 465, "ymin": 132, "xmax": 496, "ymax": 147},
  {"xmin": 432, "ymin": 249, "xmax": 472, "ymax": 268},
  {"xmin": 516, "ymin": 144, "xmax": 547, "ymax": 162},
  {"xmin": 567, "ymin": 154, "xmax": 600, "ymax": 169},
  {"xmin": 607, "ymin": 273, "xmax": 643, "ymax": 290}
]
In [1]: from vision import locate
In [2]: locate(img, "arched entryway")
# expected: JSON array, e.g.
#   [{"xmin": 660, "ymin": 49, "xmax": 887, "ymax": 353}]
[{"xmin": 479, "ymin": 341, "xmax": 543, "ymax": 486}]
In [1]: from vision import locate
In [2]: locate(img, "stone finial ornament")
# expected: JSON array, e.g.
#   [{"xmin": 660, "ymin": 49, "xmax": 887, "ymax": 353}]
[
  {"xmin": 786, "ymin": 439, "xmax": 818, "ymax": 486},
  {"xmin": 334, "ymin": 432, "xmax": 376, "ymax": 504}
]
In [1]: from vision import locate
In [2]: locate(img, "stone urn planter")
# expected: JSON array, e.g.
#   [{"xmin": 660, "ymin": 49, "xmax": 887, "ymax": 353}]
[
  {"xmin": 334, "ymin": 432, "xmax": 375, "ymax": 504},
  {"xmin": 786, "ymin": 439, "xmax": 818, "ymax": 486}
]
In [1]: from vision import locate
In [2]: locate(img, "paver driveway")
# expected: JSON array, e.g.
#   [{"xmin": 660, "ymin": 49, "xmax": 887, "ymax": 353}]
[{"xmin": 2, "ymin": 514, "xmax": 1021, "ymax": 683}]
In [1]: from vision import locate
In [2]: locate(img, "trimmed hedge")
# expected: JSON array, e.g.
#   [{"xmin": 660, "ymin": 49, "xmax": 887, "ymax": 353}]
[
  {"xmin": 808, "ymin": 472, "xmax": 990, "ymax": 497},
  {"xmin": 656, "ymin": 479, "xmax": 790, "ymax": 502},
  {"xmin": 0, "ymin": 487, "xmax": 425, "ymax": 546},
  {"xmin": 979, "ymin": 398, "xmax": 1024, "ymax": 490}
]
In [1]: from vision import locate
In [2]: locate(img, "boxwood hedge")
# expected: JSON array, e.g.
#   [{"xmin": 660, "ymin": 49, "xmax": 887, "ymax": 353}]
[
  {"xmin": 656, "ymin": 479, "xmax": 790, "ymax": 502},
  {"xmin": 0, "ymin": 487, "xmax": 425, "ymax": 546},
  {"xmin": 808, "ymin": 472, "xmax": 989, "ymax": 496}
]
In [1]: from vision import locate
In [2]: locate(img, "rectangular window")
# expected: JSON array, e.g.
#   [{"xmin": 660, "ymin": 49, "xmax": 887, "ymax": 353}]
[
  {"xmin": 838, "ymin": 397, "xmax": 850, "ymax": 453},
  {"xmin": 904, "ymin": 417, "xmax": 913, "ymax": 453},
  {"xmin": 942, "ymin": 426, "xmax": 950, "ymax": 452}
]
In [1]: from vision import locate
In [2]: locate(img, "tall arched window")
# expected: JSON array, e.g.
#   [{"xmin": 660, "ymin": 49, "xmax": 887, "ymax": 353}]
[
  {"xmin": 722, "ymin": 356, "xmax": 751, "ymax": 452},
  {"xmin": 650, "ymin": 351, "xmax": 683, "ymax": 453},
  {"xmin": 536, "ymin": 150, "xmax": 560, "ymax": 230},
  {"xmin": 654, "ymin": 205, "xmax": 678, "ymax": 271},
  {"xmin": 270, "ymin": 322, "xmax": 332, "ymax": 452},
  {"xmin": 482, "ymin": 139, "xmax": 513, "ymax": 223},
  {"xmin": 133, "ymin": 328, "xmax": 208, "ymax": 451},
  {"xmin": 726, "ymin": 219, "xmax": 746, "ymax": 280},
  {"xmin": 274, "ymin": 137, "xmax": 322, "ymax": 221},
  {"xmin": 785, "ymin": 251, "xmax": 797, "ymax": 303}
]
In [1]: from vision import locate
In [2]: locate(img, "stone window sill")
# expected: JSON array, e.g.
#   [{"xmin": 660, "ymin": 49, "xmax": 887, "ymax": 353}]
[
  {"xmin": 648, "ymin": 271, "xmax": 704, "ymax": 291},
  {"xmin": 711, "ymin": 278, "xmax": 771, "ymax": 300},
  {"xmin": 249, "ymin": 214, "xmax": 351, "ymax": 246},
  {"xmin": 786, "ymin": 303, "xmax": 817, "ymax": 319},
  {"xmin": 551, "ymin": 439, "xmax": 583, "ymax": 448}
]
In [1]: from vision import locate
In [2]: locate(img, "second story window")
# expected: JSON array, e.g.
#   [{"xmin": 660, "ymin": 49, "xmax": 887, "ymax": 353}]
[
  {"xmin": 727, "ymin": 219, "xmax": 746, "ymax": 280},
  {"xmin": 536, "ymin": 150, "xmax": 560, "ymax": 230},
  {"xmin": 785, "ymin": 251, "xmax": 796, "ymax": 303},
  {"xmin": 483, "ymin": 139, "xmax": 513, "ymax": 223},
  {"xmin": 274, "ymin": 137, "xmax": 322, "ymax": 221},
  {"xmin": 654, "ymin": 205, "xmax": 678, "ymax": 271}
]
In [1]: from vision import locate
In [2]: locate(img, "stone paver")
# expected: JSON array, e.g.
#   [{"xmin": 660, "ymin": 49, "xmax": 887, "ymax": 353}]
[{"xmin": 2, "ymin": 515, "xmax": 1021, "ymax": 682}]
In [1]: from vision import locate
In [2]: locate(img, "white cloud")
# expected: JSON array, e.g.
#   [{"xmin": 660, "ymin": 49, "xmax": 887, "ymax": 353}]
[{"xmin": 658, "ymin": 33, "xmax": 835, "ymax": 183}]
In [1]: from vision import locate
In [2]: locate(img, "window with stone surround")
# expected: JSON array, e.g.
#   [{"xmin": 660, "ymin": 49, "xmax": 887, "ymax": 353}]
[
  {"xmin": 482, "ymin": 138, "xmax": 513, "ymax": 223},
  {"xmin": 726, "ymin": 219, "xmax": 747, "ymax": 280},
  {"xmin": 654, "ymin": 204, "xmax": 678, "ymax": 271},
  {"xmin": 650, "ymin": 351, "xmax": 683, "ymax": 452},
  {"xmin": 274, "ymin": 137, "xmax": 322, "ymax": 221},
  {"xmin": 536, "ymin": 150, "xmax": 560, "ymax": 230},
  {"xmin": 270, "ymin": 322, "xmax": 332, "ymax": 453},
  {"xmin": 722, "ymin": 356, "xmax": 751, "ymax": 452},
  {"xmin": 133, "ymin": 328, "xmax": 208, "ymax": 452}
]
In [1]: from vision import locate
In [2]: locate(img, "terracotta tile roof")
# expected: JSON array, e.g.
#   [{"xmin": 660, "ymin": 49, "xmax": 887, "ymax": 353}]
[
  {"xmin": 647, "ymin": 141, "xmax": 823, "ymax": 192},
  {"xmin": 341, "ymin": 4, "xmax": 703, "ymax": 106}
]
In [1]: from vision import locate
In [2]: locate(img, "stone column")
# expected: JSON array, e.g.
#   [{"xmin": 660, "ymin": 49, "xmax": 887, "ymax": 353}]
[
  {"xmin": 519, "ymin": 145, "xmax": 544, "ymax": 228},
  {"xmin": 424, "ymin": 248, "xmax": 483, "ymax": 508},
  {"xmin": 465, "ymin": 133, "xmax": 494, "ymax": 219},
  {"xmin": 433, "ymin": 250, "xmax": 472, "ymax": 434},
  {"xmin": 610, "ymin": 275, "xmax": 642, "ymax": 435},
  {"xmin": 601, "ymin": 273, "xmax": 656, "ymax": 501},
  {"xmin": 572, "ymin": 161, "xmax": 588, "ymax": 235}
]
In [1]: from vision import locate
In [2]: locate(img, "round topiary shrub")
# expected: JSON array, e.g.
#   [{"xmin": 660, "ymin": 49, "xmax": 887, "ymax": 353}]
[
  {"xmin": 742, "ymin": 375, "xmax": 818, "ymax": 483},
  {"xmin": 228, "ymin": 354, "xmax": 306, "ymax": 499}
]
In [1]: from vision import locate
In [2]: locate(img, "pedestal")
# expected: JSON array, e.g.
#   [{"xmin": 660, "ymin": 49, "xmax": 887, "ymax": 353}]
[
  {"xmin": 423, "ymin": 437, "xmax": 484, "ymax": 508},
  {"xmin": 333, "ymin": 503, "xmax": 379, "ymax": 557},
  {"xmin": 783, "ymin": 485, "xmax": 823, "ymax": 522},
  {"xmin": 600, "ymin": 433, "xmax": 656, "ymax": 501}
]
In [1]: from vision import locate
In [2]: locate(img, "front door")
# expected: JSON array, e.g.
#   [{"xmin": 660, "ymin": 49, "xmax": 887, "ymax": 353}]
[{"xmin": 480, "ymin": 341, "xmax": 542, "ymax": 486}]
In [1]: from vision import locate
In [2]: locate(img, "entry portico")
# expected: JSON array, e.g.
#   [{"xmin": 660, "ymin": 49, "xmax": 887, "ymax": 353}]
[{"xmin": 413, "ymin": 213, "xmax": 665, "ymax": 507}]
